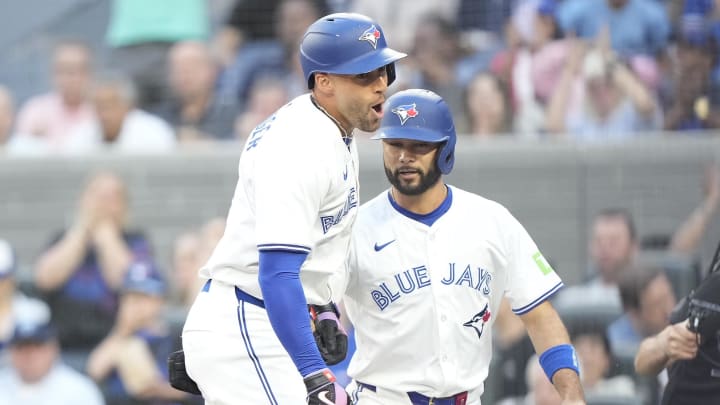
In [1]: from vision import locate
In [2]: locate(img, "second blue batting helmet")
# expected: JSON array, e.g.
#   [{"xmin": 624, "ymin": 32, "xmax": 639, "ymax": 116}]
[
  {"xmin": 373, "ymin": 89, "xmax": 457, "ymax": 174},
  {"xmin": 300, "ymin": 13, "xmax": 406, "ymax": 89}
]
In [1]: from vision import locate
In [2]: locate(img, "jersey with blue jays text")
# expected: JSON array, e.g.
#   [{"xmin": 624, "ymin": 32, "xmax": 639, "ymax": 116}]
[
  {"xmin": 343, "ymin": 186, "xmax": 563, "ymax": 397},
  {"xmin": 200, "ymin": 94, "xmax": 360, "ymax": 305}
]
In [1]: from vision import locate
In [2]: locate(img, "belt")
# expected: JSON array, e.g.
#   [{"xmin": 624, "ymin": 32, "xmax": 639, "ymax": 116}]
[
  {"xmin": 202, "ymin": 279, "xmax": 266, "ymax": 308},
  {"xmin": 356, "ymin": 382, "xmax": 468, "ymax": 405}
]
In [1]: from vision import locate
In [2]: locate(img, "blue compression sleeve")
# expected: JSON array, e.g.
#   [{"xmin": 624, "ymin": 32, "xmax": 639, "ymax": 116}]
[{"xmin": 258, "ymin": 250, "xmax": 326, "ymax": 377}]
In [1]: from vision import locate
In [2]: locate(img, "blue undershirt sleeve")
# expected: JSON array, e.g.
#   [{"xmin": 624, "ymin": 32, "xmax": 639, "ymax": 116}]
[{"xmin": 258, "ymin": 250, "xmax": 326, "ymax": 377}]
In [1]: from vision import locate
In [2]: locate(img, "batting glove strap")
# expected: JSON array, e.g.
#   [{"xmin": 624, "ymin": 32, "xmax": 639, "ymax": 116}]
[
  {"xmin": 310, "ymin": 303, "xmax": 348, "ymax": 365},
  {"xmin": 304, "ymin": 368, "xmax": 349, "ymax": 405}
]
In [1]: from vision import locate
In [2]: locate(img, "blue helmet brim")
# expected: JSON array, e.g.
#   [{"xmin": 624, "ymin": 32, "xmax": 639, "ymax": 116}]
[{"xmin": 372, "ymin": 126, "xmax": 449, "ymax": 144}]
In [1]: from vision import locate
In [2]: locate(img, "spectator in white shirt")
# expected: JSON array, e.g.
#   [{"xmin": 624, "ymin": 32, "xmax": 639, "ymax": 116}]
[{"xmin": 65, "ymin": 72, "xmax": 175, "ymax": 154}]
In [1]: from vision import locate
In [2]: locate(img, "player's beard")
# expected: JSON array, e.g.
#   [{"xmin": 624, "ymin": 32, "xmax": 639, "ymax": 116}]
[{"xmin": 384, "ymin": 162, "xmax": 441, "ymax": 196}]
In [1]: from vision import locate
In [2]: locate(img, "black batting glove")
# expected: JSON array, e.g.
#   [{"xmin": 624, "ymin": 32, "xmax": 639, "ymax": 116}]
[
  {"xmin": 304, "ymin": 368, "xmax": 350, "ymax": 405},
  {"xmin": 310, "ymin": 303, "xmax": 348, "ymax": 365}
]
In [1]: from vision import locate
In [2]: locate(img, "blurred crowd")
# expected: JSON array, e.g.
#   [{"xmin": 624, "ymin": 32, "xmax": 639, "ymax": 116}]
[
  {"xmin": 2, "ymin": 0, "xmax": 720, "ymax": 156},
  {"xmin": 1, "ymin": 1, "xmax": 720, "ymax": 405}
]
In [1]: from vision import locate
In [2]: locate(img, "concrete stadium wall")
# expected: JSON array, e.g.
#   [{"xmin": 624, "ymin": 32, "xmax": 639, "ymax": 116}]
[{"xmin": 1, "ymin": 136, "xmax": 719, "ymax": 285}]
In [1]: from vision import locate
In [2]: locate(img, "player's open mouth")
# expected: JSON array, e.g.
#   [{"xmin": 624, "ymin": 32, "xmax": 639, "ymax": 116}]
[{"xmin": 372, "ymin": 103, "xmax": 383, "ymax": 117}]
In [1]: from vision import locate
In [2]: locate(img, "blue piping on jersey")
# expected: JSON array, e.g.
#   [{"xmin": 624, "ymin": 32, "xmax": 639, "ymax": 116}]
[
  {"xmin": 257, "ymin": 243, "xmax": 311, "ymax": 254},
  {"xmin": 237, "ymin": 302, "xmax": 279, "ymax": 405},
  {"xmin": 512, "ymin": 281, "xmax": 564, "ymax": 315},
  {"xmin": 387, "ymin": 185, "xmax": 453, "ymax": 227}
]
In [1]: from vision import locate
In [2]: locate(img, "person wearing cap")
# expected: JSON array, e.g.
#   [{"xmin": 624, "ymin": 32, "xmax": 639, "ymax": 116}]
[
  {"xmin": 86, "ymin": 261, "xmax": 187, "ymax": 404},
  {"xmin": 341, "ymin": 89, "xmax": 584, "ymax": 405},
  {"xmin": 0, "ymin": 312, "xmax": 105, "ymax": 405},
  {"xmin": 0, "ymin": 239, "xmax": 52, "ymax": 367},
  {"xmin": 180, "ymin": 12, "xmax": 405, "ymax": 405}
]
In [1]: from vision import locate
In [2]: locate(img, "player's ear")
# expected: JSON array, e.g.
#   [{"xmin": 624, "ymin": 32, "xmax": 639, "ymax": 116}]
[{"xmin": 313, "ymin": 73, "xmax": 334, "ymax": 95}]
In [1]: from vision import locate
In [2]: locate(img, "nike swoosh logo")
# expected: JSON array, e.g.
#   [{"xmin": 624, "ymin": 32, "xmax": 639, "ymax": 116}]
[
  {"xmin": 374, "ymin": 240, "xmax": 396, "ymax": 251},
  {"xmin": 318, "ymin": 390, "xmax": 334, "ymax": 405}
]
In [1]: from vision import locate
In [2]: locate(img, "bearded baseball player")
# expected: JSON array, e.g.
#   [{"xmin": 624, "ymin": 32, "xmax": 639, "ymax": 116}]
[
  {"xmin": 341, "ymin": 89, "xmax": 586, "ymax": 405},
  {"xmin": 180, "ymin": 13, "xmax": 405, "ymax": 405}
]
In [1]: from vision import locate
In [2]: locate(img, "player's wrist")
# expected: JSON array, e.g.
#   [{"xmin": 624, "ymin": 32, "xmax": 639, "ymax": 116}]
[{"xmin": 539, "ymin": 344, "xmax": 580, "ymax": 382}]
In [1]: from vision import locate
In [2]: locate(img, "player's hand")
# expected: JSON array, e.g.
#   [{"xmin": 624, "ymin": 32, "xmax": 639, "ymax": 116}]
[
  {"xmin": 310, "ymin": 303, "xmax": 348, "ymax": 365},
  {"xmin": 304, "ymin": 368, "xmax": 350, "ymax": 405}
]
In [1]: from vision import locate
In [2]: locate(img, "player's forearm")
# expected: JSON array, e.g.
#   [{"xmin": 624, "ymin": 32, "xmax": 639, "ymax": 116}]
[
  {"xmin": 522, "ymin": 301, "xmax": 571, "ymax": 352},
  {"xmin": 259, "ymin": 250, "xmax": 326, "ymax": 377},
  {"xmin": 34, "ymin": 226, "xmax": 89, "ymax": 290},
  {"xmin": 634, "ymin": 334, "xmax": 669, "ymax": 376},
  {"xmin": 552, "ymin": 368, "xmax": 585, "ymax": 403}
]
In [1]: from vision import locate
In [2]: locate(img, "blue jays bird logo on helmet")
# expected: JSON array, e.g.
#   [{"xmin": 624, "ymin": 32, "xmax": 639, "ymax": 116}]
[
  {"xmin": 358, "ymin": 25, "xmax": 381, "ymax": 49},
  {"xmin": 391, "ymin": 103, "xmax": 419, "ymax": 125},
  {"xmin": 463, "ymin": 304, "xmax": 491, "ymax": 339}
]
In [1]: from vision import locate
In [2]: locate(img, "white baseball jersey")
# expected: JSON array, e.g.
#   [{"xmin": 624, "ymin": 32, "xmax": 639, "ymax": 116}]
[
  {"xmin": 343, "ymin": 185, "xmax": 563, "ymax": 398},
  {"xmin": 200, "ymin": 93, "xmax": 359, "ymax": 305}
]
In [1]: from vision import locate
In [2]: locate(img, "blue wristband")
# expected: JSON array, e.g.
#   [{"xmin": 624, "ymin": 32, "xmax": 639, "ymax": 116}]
[{"xmin": 538, "ymin": 344, "xmax": 580, "ymax": 382}]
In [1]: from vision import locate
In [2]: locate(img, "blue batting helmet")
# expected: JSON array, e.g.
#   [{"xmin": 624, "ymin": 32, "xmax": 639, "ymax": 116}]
[
  {"xmin": 373, "ymin": 89, "xmax": 457, "ymax": 174},
  {"xmin": 300, "ymin": 13, "xmax": 407, "ymax": 89}
]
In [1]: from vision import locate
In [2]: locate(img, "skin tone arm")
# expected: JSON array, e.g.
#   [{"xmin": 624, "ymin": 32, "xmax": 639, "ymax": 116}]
[
  {"xmin": 670, "ymin": 164, "xmax": 720, "ymax": 254},
  {"xmin": 609, "ymin": 59, "xmax": 656, "ymax": 117},
  {"xmin": 521, "ymin": 301, "xmax": 586, "ymax": 405},
  {"xmin": 92, "ymin": 220, "xmax": 133, "ymax": 289},
  {"xmin": 545, "ymin": 40, "xmax": 585, "ymax": 134},
  {"xmin": 34, "ymin": 218, "xmax": 92, "ymax": 291},
  {"xmin": 635, "ymin": 319, "xmax": 698, "ymax": 375}
]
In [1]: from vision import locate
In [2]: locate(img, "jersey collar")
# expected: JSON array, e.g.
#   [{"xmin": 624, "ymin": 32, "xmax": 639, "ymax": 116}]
[{"xmin": 387, "ymin": 185, "xmax": 453, "ymax": 227}]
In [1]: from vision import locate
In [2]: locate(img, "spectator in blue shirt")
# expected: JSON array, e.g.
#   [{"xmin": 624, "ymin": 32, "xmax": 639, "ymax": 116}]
[
  {"xmin": 34, "ymin": 172, "xmax": 154, "ymax": 350},
  {"xmin": 558, "ymin": 0, "xmax": 670, "ymax": 57}
]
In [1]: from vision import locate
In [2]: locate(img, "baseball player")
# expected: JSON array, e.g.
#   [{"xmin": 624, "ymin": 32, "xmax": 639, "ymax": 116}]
[
  {"xmin": 341, "ymin": 89, "xmax": 586, "ymax": 405},
  {"xmin": 180, "ymin": 13, "xmax": 406, "ymax": 405}
]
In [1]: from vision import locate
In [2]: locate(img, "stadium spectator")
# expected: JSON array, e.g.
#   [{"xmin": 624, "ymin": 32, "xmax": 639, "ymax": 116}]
[
  {"xmin": 0, "ymin": 311, "xmax": 105, "ymax": 405},
  {"xmin": 350, "ymin": 0, "xmax": 460, "ymax": 53},
  {"xmin": 405, "ymin": 13, "xmax": 470, "ymax": 132},
  {"xmin": 170, "ymin": 230, "xmax": 202, "ymax": 309},
  {"xmin": 234, "ymin": 77, "xmax": 289, "ymax": 139},
  {"xmin": 106, "ymin": 0, "xmax": 210, "ymax": 108},
  {"xmin": 219, "ymin": 0, "xmax": 325, "ymax": 104},
  {"xmin": 489, "ymin": 0, "xmax": 567, "ymax": 136},
  {"xmin": 34, "ymin": 172, "xmax": 154, "ymax": 350},
  {"xmin": 545, "ymin": 40, "xmax": 662, "ymax": 140},
  {"xmin": 464, "ymin": 72, "xmax": 513, "ymax": 136},
  {"xmin": 663, "ymin": 23, "xmax": 720, "ymax": 130},
  {"xmin": 497, "ymin": 354, "xmax": 562, "ymax": 405},
  {"xmin": 0, "ymin": 239, "xmax": 51, "ymax": 368},
  {"xmin": 212, "ymin": 0, "xmax": 330, "ymax": 68},
  {"xmin": 572, "ymin": 328, "xmax": 636, "ymax": 397},
  {"xmin": 455, "ymin": 0, "xmax": 518, "ymax": 46},
  {"xmin": 64, "ymin": 72, "xmax": 176, "ymax": 154},
  {"xmin": 608, "ymin": 263, "xmax": 677, "ymax": 355},
  {"xmin": 14, "ymin": 41, "xmax": 94, "ymax": 150},
  {"xmin": 86, "ymin": 261, "xmax": 187, "ymax": 405},
  {"xmin": 557, "ymin": 0, "xmax": 670, "ymax": 57},
  {"xmin": 155, "ymin": 41, "xmax": 239, "ymax": 142},
  {"xmin": 0, "ymin": 85, "xmax": 14, "ymax": 146}
]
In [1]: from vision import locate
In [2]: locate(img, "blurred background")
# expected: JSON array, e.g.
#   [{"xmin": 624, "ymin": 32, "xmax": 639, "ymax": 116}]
[{"xmin": 1, "ymin": 0, "xmax": 720, "ymax": 404}]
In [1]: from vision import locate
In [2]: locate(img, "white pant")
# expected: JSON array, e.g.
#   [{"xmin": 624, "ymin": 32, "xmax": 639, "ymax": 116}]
[
  {"xmin": 346, "ymin": 380, "xmax": 482, "ymax": 405},
  {"xmin": 182, "ymin": 280, "xmax": 306, "ymax": 405}
]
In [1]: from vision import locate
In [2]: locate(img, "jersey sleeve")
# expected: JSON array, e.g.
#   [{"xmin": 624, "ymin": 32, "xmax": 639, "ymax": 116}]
[
  {"xmin": 500, "ymin": 207, "xmax": 564, "ymax": 315},
  {"xmin": 253, "ymin": 133, "xmax": 328, "ymax": 254}
]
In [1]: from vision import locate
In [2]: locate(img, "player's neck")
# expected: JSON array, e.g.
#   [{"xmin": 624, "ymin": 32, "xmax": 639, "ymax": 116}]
[
  {"xmin": 391, "ymin": 182, "xmax": 447, "ymax": 215},
  {"xmin": 310, "ymin": 94, "xmax": 353, "ymax": 139}
]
